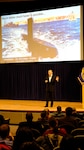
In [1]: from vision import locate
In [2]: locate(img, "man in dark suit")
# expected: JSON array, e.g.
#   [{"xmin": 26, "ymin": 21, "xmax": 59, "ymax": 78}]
[{"xmin": 45, "ymin": 69, "xmax": 59, "ymax": 107}]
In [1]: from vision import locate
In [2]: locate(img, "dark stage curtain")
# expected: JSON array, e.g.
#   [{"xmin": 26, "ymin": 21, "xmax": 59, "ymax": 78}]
[{"xmin": 0, "ymin": 61, "xmax": 84, "ymax": 102}]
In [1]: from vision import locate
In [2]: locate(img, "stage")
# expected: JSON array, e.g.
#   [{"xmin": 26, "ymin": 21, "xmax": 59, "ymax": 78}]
[{"xmin": 0, "ymin": 99, "xmax": 84, "ymax": 112}]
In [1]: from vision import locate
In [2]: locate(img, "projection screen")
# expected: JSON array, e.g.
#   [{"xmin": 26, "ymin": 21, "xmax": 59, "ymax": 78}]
[{"xmin": 0, "ymin": 5, "xmax": 83, "ymax": 63}]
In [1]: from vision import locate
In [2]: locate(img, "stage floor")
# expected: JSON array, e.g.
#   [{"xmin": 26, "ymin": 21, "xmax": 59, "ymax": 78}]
[{"xmin": 0, "ymin": 99, "xmax": 84, "ymax": 112}]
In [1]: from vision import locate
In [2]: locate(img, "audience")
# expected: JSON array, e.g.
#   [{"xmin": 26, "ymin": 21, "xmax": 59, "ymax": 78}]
[{"xmin": 0, "ymin": 105, "xmax": 84, "ymax": 150}]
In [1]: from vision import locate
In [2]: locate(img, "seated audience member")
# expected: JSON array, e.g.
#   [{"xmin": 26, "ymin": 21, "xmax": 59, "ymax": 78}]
[
  {"xmin": 36, "ymin": 117, "xmax": 66, "ymax": 150},
  {"xmin": 43, "ymin": 116, "xmax": 67, "ymax": 136},
  {"xmin": 58, "ymin": 107, "xmax": 78, "ymax": 133},
  {"xmin": 37, "ymin": 110, "xmax": 49, "ymax": 134},
  {"xmin": 0, "ymin": 124, "xmax": 13, "ymax": 150},
  {"xmin": 19, "ymin": 112, "xmax": 33, "ymax": 128},
  {"xmin": 72, "ymin": 108, "xmax": 79, "ymax": 117},
  {"xmin": 60, "ymin": 134, "xmax": 77, "ymax": 150},
  {"xmin": 0, "ymin": 115, "xmax": 10, "ymax": 126},
  {"xmin": 18, "ymin": 112, "xmax": 42, "ymax": 133},
  {"xmin": 19, "ymin": 141, "xmax": 44, "ymax": 150},
  {"xmin": 36, "ymin": 134, "xmax": 63, "ymax": 150},
  {"xmin": 13, "ymin": 126, "xmax": 34, "ymax": 150},
  {"xmin": 72, "ymin": 108, "xmax": 81, "ymax": 124},
  {"xmin": 51, "ymin": 106, "xmax": 65, "ymax": 118},
  {"xmin": 38, "ymin": 110, "xmax": 49, "ymax": 124},
  {"xmin": 44, "ymin": 108, "xmax": 51, "ymax": 120},
  {"xmin": 72, "ymin": 108, "xmax": 84, "ymax": 120},
  {"xmin": 0, "ymin": 115, "xmax": 5, "ymax": 126}
]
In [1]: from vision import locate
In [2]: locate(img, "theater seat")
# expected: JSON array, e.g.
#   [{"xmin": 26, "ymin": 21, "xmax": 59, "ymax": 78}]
[
  {"xmin": 53, "ymin": 147, "xmax": 60, "ymax": 150},
  {"xmin": 71, "ymin": 128, "xmax": 84, "ymax": 136},
  {"xmin": 74, "ymin": 135, "xmax": 84, "ymax": 150},
  {"xmin": 78, "ymin": 120, "xmax": 84, "ymax": 127}
]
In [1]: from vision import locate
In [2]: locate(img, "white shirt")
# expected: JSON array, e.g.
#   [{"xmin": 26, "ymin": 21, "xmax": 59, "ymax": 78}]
[{"xmin": 49, "ymin": 76, "xmax": 52, "ymax": 82}]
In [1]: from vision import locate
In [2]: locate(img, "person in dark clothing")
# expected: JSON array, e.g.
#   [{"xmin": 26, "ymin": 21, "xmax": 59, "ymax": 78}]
[
  {"xmin": 45, "ymin": 69, "xmax": 59, "ymax": 107},
  {"xmin": 37, "ymin": 110, "xmax": 49, "ymax": 134},
  {"xmin": 0, "ymin": 115, "xmax": 10, "ymax": 126},
  {"xmin": 60, "ymin": 134, "xmax": 77, "ymax": 150},
  {"xmin": 43, "ymin": 116, "xmax": 67, "ymax": 137},
  {"xmin": 58, "ymin": 107, "xmax": 78, "ymax": 134},
  {"xmin": 72, "ymin": 108, "xmax": 81, "ymax": 123},
  {"xmin": 36, "ymin": 117, "xmax": 66, "ymax": 150},
  {"xmin": 0, "ymin": 115, "xmax": 5, "ymax": 126},
  {"xmin": 51, "ymin": 106, "xmax": 65, "ymax": 118},
  {"xmin": 18, "ymin": 112, "xmax": 42, "ymax": 135},
  {"xmin": 13, "ymin": 127, "xmax": 34, "ymax": 150}
]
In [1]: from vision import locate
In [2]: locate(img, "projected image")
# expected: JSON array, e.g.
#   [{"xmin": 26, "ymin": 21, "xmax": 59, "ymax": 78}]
[{"xmin": 1, "ymin": 5, "xmax": 80, "ymax": 63}]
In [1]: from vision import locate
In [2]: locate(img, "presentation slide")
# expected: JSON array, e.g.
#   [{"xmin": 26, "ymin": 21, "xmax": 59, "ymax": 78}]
[{"xmin": 0, "ymin": 5, "xmax": 81, "ymax": 63}]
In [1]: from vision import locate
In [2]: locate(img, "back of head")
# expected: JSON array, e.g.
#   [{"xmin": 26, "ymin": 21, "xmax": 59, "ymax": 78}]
[
  {"xmin": 72, "ymin": 108, "xmax": 77, "ymax": 116},
  {"xmin": 13, "ymin": 127, "xmax": 34, "ymax": 150},
  {"xmin": 44, "ymin": 108, "xmax": 50, "ymax": 118},
  {"xmin": 49, "ymin": 117, "xmax": 58, "ymax": 129},
  {"xmin": 57, "ymin": 106, "xmax": 62, "ymax": 113},
  {"xmin": 0, "ymin": 124, "xmax": 10, "ymax": 139},
  {"xmin": 65, "ymin": 107, "xmax": 73, "ymax": 117},
  {"xmin": 26, "ymin": 112, "xmax": 33, "ymax": 122},
  {"xmin": 40, "ymin": 111, "xmax": 46, "ymax": 119}
]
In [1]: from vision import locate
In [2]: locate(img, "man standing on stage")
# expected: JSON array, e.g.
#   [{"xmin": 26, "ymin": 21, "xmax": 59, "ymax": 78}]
[{"xmin": 45, "ymin": 69, "xmax": 59, "ymax": 107}]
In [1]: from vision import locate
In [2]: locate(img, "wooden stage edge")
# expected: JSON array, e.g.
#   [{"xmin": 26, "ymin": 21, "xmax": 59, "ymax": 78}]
[{"xmin": 0, "ymin": 99, "xmax": 84, "ymax": 112}]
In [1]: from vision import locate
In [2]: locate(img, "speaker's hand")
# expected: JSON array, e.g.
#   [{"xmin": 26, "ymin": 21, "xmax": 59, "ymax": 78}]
[
  {"xmin": 56, "ymin": 76, "xmax": 59, "ymax": 82},
  {"xmin": 45, "ymin": 80, "xmax": 48, "ymax": 83}
]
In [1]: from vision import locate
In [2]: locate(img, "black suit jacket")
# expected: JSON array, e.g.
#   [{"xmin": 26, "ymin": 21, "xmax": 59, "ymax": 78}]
[
  {"xmin": 18, "ymin": 121, "xmax": 43, "ymax": 133},
  {"xmin": 45, "ymin": 75, "xmax": 56, "ymax": 92}
]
